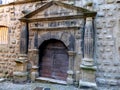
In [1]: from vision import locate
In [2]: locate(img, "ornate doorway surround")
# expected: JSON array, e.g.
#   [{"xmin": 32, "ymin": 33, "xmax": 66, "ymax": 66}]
[{"xmin": 14, "ymin": 0, "xmax": 97, "ymax": 88}]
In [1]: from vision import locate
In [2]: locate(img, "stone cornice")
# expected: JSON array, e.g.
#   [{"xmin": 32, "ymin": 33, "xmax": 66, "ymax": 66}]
[{"xmin": 0, "ymin": 0, "xmax": 43, "ymax": 7}]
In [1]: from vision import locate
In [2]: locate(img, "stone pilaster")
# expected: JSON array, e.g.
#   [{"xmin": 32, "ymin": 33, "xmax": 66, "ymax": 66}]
[
  {"xmin": 13, "ymin": 54, "xmax": 28, "ymax": 83},
  {"xmin": 67, "ymin": 51, "xmax": 76, "ymax": 85},
  {"xmin": 79, "ymin": 16, "xmax": 97, "ymax": 89},
  {"xmin": 30, "ymin": 49, "xmax": 39, "ymax": 82}
]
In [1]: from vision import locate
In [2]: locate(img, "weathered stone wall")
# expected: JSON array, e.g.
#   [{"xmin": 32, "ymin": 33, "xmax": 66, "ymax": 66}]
[
  {"xmin": 94, "ymin": 0, "xmax": 120, "ymax": 90},
  {"xmin": 0, "ymin": 1, "xmax": 38, "ymax": 78}
]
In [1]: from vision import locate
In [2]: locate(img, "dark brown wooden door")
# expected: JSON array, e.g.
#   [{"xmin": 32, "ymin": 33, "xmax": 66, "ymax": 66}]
[{"xmin": 40, "ymin": 40, "xmax": 68, "ymax": 81}]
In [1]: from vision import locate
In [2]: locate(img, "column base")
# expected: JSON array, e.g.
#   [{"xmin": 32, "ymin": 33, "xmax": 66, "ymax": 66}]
[
  {"xmin": 31, "ymin": 66, "xmax": 39, "ymax": 82},
  {"xmin": 67, "ymin": 70, "xmax": 74, "ymax": 85},
  {"xmin": 79, "ymin": 80, "xmax": 97, "ymax": 89},
  {"xmin": 67, "ymin": 77, "xmax": 74, "ymax": 85},
  {"xmin": 13, "ymin": 72, "xmax": 28, "ymax": 83},
  {"xmin": 80, "ymin": 64, "xmax": 97, "ymax": 71}
]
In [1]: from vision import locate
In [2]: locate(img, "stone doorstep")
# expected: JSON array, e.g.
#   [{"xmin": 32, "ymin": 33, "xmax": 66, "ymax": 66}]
[
  {"xmin": 0, "ymin": 78, "xmax": 5, "ymax": 83},
  {"xmin": 79, "ymin": 80, "xmax": 97, "ymax": 89},
  {"xmin": 36, "ymin": 77, "xmax": 67, "ymax": 85}
]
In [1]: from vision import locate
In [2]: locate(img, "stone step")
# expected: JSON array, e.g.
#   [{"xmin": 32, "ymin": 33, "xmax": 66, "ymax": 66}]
[{"xmin": 36, "ymin": 77, "xmax": 67, "ymax": 85}]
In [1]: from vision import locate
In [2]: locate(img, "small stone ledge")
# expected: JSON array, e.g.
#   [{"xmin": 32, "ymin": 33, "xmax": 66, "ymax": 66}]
[
  {"xmin": 13, "ymin": 72, "xmax": 28, "ymax": 77},
  {"xmin": 15, "ymin": 59, "xmax": 25, "ymax": 63},
  {"xmin": 79, "ymin": 80, "xmax": 97, "ymax": 90},
  {"xmin": 80, "ymin": 65, "xmax": 97, "ymax": 71}
]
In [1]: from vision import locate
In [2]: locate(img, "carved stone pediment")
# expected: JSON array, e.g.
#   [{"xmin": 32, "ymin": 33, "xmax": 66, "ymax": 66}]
[
  {"xmin": 19, "ymin": 1, "xmax": 96, "ymax": 31},
  {"xmin": 20, "ymin": 1, "xmax": 96, "ymax": 22}
]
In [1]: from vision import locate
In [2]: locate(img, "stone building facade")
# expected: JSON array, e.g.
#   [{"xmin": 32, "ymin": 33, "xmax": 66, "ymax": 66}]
[{"xmin": 0, "ymin": 0, "xmax": 120, "ymax": 90}]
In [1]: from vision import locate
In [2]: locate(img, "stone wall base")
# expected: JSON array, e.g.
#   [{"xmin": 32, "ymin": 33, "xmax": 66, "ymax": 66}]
[{"xmin": 13, "ymin": 72, "xmax": 28, "ymax": 83}]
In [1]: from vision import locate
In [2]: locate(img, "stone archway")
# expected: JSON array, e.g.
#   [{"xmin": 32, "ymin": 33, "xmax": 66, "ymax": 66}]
[
  {"xmin": 39, "ymin": 39, "xmax": 69, "ymax": 81},
  {"xmin": 37, "ymin": 32, "xmax": 75, "ymax": 51}
]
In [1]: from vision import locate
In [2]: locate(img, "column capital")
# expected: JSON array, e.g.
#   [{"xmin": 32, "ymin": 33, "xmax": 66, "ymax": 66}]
[
  {"xmin": 68, "ymin": 51, "xmax": 76, "ymax": 56},
  {"xmin": 28, "ymin": 49, "xmax": 39, "ymax": 54}
]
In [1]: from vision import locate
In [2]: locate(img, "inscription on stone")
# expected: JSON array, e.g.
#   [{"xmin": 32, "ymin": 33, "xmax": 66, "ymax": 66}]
[{"xmin": 30, "ymin": 19, "xmax": 80, "ymax": 29}]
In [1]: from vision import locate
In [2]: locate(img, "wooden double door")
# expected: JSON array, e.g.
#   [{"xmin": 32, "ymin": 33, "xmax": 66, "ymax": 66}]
[{"xmin": 39, "ymin": 40, "xmax": 69, "ymax": 81}]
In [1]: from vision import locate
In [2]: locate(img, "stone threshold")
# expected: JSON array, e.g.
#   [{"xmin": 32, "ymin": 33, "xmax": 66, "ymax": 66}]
[{"xmin": 36, "ymin": 77, "xmax": 67, "ymax": 85}]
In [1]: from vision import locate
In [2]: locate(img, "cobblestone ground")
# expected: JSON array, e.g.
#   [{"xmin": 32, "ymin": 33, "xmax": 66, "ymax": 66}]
[{"xmin": 0, "ymin": 81, "xmax": 80, "ymax": 90}]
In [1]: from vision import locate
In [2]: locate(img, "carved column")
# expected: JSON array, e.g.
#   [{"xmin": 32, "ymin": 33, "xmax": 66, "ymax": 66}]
[
  {"xmin": 29, "ymin": 31, "xmax": 39, "ymax": 82},
  {"xmin": 13, "ymin": 23, "xmax": 29, "ymax": 83},
  {"xmin": 79, "ymin": 17, "xmax": 97, "ymax": 89},
  {"xmin": 67, "ymin": 51, "xmax": 76, "ymax": 85}
]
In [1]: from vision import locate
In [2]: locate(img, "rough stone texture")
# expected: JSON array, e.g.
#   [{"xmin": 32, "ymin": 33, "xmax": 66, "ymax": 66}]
[
  {"xmin": 90, "ymin": 0, "xmax": 120, "ymax": 90},
  {"xmin": 0, "ymin": 1, "xmax": 38, "ymax": 78}
]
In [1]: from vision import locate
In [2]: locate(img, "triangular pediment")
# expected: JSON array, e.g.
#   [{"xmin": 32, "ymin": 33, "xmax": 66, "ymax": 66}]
[{"xmin": 20, "ymin": 1, "xmax": 96, "ymax": 22}]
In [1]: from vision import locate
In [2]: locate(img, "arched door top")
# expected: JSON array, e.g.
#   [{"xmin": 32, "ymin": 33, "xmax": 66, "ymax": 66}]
[{"xmin": 38, "ymin": 32, "xmax": 75, "ymax": 51}]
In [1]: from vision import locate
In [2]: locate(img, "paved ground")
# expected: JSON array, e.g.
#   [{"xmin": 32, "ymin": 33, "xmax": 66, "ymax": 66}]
[{"xmin": 0, "ymin": 81, "xmax": 80, "ymax": 90}]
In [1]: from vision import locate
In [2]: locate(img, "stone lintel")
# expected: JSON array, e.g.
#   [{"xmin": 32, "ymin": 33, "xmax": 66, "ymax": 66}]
[
  {"xmin": 79, "ymin": 80, "xmax": 97, "ymax": 89},
  {"xmin": 80, "ymin": 64, "xmax": 97, "ymax": 71}
]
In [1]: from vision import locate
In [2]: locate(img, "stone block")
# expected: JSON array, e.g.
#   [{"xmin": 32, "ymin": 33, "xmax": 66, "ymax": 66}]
[
  {"xmin": 106, "ymin": 0, "xmax": 114, "ymax": 4},
  {"xmin": 13, "ymin": 72, "xmax": 28, "ymax": 83},
  {"xmin": 97, "ymin": 12, "xmax": 105, "ymax": 17}
]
